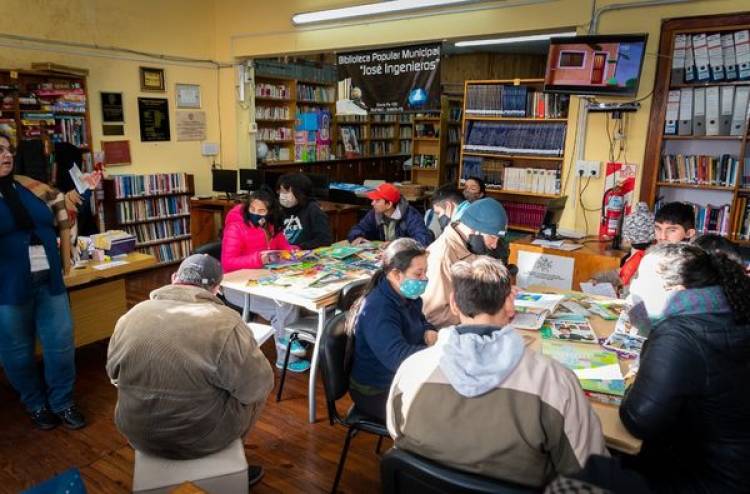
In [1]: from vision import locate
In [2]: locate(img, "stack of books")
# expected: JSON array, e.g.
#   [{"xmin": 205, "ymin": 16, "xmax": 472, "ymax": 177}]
[{"xmin": 660, "ymin": 154, "xmax": 739, "ymax": 186}]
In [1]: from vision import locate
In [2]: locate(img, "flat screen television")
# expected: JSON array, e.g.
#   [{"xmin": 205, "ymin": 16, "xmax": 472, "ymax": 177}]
[
  {"xmin": 544, "ymin": 34, "xmax": 648, "ymax": 97},
  {"xmin": 212, "ymin": 169, "xmax": 237, "ymax": 198}
]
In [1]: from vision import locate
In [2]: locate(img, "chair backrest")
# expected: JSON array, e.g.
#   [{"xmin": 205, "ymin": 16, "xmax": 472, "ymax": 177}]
[
  {"xmin": 337, "ymin": 278, "xmax": 369, "ymax": 312},
  {"xmin": 318, "ymin": 312, "xmax": 352, "ymax": 423},
  {"xmin": 194, "ymin": 241, "xmax": 222, "ymax": 262},
  {"xmin": 380, "ymin": 448, "xmax": 540, "ymax": 494}
]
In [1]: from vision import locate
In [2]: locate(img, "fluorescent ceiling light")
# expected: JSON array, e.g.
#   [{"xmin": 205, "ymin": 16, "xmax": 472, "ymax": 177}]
[
  {"xmin": 455, "ymin": 31, "xmax": 577, "ymax": 47},
  {"xmin": 293, "ymin": 0, "xmax": 480, "ymax": 25}
]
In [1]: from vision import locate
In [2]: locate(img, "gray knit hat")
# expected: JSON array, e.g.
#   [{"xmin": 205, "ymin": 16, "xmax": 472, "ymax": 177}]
[
  {"xmin": 175, "ymin": 254, "xmax": 223, "ymax": 289},
  {"xmin": 623, "ymin": 202, "xmax": 655, "ymax": 245}
]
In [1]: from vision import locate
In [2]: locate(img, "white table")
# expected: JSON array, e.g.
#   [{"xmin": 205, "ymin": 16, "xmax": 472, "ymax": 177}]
[{"xmin": 222, "ymin": 269, "xmax": 369, "ymax": 423}]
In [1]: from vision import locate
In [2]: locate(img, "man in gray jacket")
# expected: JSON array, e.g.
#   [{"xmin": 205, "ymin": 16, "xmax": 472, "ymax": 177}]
[{"xmin": 106, "ymin": 254, "xmax": 273, "ymax": 480}]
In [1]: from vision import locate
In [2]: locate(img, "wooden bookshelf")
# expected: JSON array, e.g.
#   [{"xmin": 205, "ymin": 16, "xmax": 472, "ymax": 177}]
[
  {"xmin": 640, "ymin": 12, "xmax": 750, "ymax": 241},
  {"xmin": 102, "ymin": 174, "xmax": 195, "ymax": 265},
  {"xmin": 411, "ymin": 95, "xmax": 463, "ymax": 187}
]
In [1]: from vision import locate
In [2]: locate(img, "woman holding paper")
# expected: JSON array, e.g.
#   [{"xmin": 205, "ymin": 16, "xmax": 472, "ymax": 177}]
[
  {"xmin": 221, "ymin": 188, "xmax": 308, "ymax": 372},
  {"xmin": 620, "ymin": 243, "xmax": 750, "ymax": 492},
  {"xmin": 0, "ymin": 132, "xmax": 87, "ymax": 430}
]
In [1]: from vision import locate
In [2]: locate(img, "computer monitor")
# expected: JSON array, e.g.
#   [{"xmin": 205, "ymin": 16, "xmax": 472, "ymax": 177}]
[
  {"xmin": 239, "ymin": 169, "xmax": 262, "ymax": 192},
  {"xmin": 212, "ymin": 169, "xmax": 237, "ymax": 199},
  {"xmin": 306, "ymin": 173, "xmax": 330, "ymax": 200},
  {"xmin": 538, "ymin": 196, "xmax": 567, "ymax": 240}
]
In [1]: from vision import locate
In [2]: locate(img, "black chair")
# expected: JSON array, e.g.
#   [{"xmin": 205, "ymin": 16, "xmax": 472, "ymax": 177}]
[
  {"xmin": 318, "ymin": 311, "xmax": 389, "ymax": 494},
  {"xmin": 194, "ymin": 240, "xmax": 222, "ymax": 261},
  {"xmin": 380, "ymin": 448, "xmax": 540, "ymax": 494},
  {"xmin": 276, "ymin": 278, "xmax": 369, "ymax": 402}
]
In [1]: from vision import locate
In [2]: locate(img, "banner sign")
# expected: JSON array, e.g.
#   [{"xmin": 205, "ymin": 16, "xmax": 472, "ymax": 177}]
[{"xmin": 337, "ymin": 43, "xmax": 441, "ymax": 112}]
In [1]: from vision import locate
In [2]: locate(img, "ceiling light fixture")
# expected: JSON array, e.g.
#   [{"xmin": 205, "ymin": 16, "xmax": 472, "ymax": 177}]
[
  {"xmin": 292, "ymin": 0, "xmax": 483, "ymax": 26},
  {"xmin": 454, "ymin": 31, "xmax": 577, "ymax": 47}
]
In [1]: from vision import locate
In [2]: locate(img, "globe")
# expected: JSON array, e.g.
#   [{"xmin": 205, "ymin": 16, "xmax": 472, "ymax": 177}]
[{"xmin": 256, "ymin": 141, "xmax": 269, "ymax": 161}]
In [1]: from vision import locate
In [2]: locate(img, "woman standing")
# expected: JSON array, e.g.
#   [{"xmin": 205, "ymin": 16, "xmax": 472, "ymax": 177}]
[
  {"xmin": 620, "ymin": 243, "xmax": 750, "ymax": 492},
  {"xmin": 221, "ymin": 188, "xmax": 308, "ymax": 372},
  {"xmin": 346, "ymin": 238, "xmax": 438, "ymax": 421},
  {"xmin": 0, "ymin": 132, "xmax": 85, "ymax": 430}
]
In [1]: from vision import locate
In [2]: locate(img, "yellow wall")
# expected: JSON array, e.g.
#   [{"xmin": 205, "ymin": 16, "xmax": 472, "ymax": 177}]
[
  {"xmin": 0, "ymin": 0, "xmax": 223, "ymax": 195},
  {"xmin": 214, "ymin": 0, "xmax": 750, "ymax": 233}
]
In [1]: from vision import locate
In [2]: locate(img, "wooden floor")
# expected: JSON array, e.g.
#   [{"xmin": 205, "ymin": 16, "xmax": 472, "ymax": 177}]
[{"xmin": 0, "ymin": 340, "xmax": 387, "ymax": 493}]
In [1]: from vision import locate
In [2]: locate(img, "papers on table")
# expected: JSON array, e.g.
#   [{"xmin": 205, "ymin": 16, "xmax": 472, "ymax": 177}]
[
  {"xmin": 92, "ymin": 260, "xmax": 130, "ymax": 270},
  {"xmin": 530, "ymin": 239, "xmax": 584, "ymax": 251},
  {"xmin": 542, "ymin": 339, "xmax": 626, "ymax": 396},
  {"xmin": 511, "ymin": 292, "xmax": 565, "ymax": 330},
  {"xmin": 580, "ymin": 281, "xmax": 618, "ymax": 299}
]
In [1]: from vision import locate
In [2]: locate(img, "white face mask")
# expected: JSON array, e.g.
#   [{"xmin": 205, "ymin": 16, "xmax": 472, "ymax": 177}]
[{"xmin": 279, "ymin": 192, "xmax": 297, "ymax": 208}]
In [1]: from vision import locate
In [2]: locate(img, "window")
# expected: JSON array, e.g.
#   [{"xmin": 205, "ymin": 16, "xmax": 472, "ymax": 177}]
[{"xmin": 558, "ymin": 51, "xmax": 585, "ymax": 68}]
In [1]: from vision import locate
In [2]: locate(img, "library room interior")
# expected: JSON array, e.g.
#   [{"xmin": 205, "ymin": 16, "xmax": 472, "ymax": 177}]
[{"xmin": 2, "ymin": 1, "xmax": 750, "ymax": 493}]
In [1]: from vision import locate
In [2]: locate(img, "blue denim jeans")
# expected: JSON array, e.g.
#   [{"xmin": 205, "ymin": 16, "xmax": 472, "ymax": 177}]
[{"xmin": 0, "ymin": 273, "xmax": 75, "ymax": 413}]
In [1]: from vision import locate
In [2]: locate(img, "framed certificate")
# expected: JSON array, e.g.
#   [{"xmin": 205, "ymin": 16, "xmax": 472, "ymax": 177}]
[
  {"xmin": 140, "ymin": 67, "xmax": 165, "ymax": 92},
  {"xmin": 175, "ymin": 83, "xmax": 201, "ymax": 109}
]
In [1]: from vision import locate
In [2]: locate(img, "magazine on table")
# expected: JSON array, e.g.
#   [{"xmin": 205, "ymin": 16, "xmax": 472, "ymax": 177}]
[
  {"xmin": 541, "ymin": 317, "xmax": 598, "ymax": 344},
  {"xmin": 511, "ymin": 292, "xmax": 565, "ymax": 330}
]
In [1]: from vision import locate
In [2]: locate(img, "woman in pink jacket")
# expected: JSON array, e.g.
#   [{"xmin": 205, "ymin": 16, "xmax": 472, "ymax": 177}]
[{"xmin": 221, "ymin": 189, "xmax": 309, "ymax": 372}]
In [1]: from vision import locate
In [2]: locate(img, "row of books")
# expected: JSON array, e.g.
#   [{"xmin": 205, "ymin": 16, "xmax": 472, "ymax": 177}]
[
  {"xmin": 399, "ymin": 127, "xmax": 412, "ymax": 139},
  {"xmin": 466, "ymin": 84, "xmax": 569, "ymax": 118},
  {"xmin": 665, "ymin": 86, "xmax": 750, "ymax": 136},
  {"xmin": 371, "ymin": 113, "xmax": 399, "ymax": 123},
  {"xmin": 266, "ymin": 144, "xmax": 291, "ymax": 162},
  {"xmin": 735, "ymin": 197, "xmax": 750, "ymax": 240},
  {"xmin": 659, "ymin": 154, "xmax": 739, "ymax": 187},
  {"xmin": 336, "ymin": 115, "xmax": 367, "ymax": 123},
  {"xmin": 445, "ymin": 146, "xmax": 459, "ymax": 165},
  {"xmin": 296, "ymin": 84, "xmax": 334, "ymax": 103},
  {"xmin": 399, "ymin": 141, "xmax": 411, "ymax": 154},
  {"xmin": 112, "ymin": 173, "xmax": 190, "ymax": 198},
  {"xmin": 503, "ymin": 167, "xmax": 561, "ymax": 195},
  {"xmin": 399, "ymin": 114, "xmax": 414, "ymax": 124},
  {"xmin": 461, "ymin": 157, "xmax": 504, "ymax": 188},
  {"xmin": 413, "ymin": 154, "xmax": 438, "ymax": 169},
  {"xmin": 504, "ymin": 201, "xmax": 547, "ymax": 229},
  {"xmin": 54, "ymin": 116, "xmax": 87, "ymax": 147},
  {"xmin": 116, "ymin": 196, "xmax": 190, "ymax": 224},
  {"xmin": 339, "ymin": 125, "xmax": 363, "ymax": 140},
  {"xmin": 370, "ymin": 127, "xmax": 395, "ymax": 139},
  {"xmin": 255, "ymin": 83, "xmax": 289, "ymax": 99},
  {"xmin": 670, "ymin": 30, "xmax": 750, "ymax": 84},
  {"xmin": 464, "ymin": 121, "xmax": 566, "ymax": 156},
  {"xmin": 414, "ymin": 123, "xmax": 438, "ymax": 138},
  {"xmin": 255, "ymin": 106, "xmax": 290, "ymax": 120},
  {"xmin": 140, "ymin": 238, "xmax": 193, "ymax": 265},
  {"xmin": 694, "ymin": 203, "xmax": 732, "ymax": 235},
  {"xmin": 257, "ymin": 127, "xmax": 293, "ymax": 142},
  {"xmin": 447, "ymin": 127, "xmax": 460, "ymax": 145},
  {"xmin": 370, "ymin": 141, "xmax": 396, "ymax": 156},
  {"xmin": 123, "ymin": 217, "xmax": 190, "ymax": 244},
  {"xmin": 449, "ymin": 106, "xmax": 462, "ymax": 121}
]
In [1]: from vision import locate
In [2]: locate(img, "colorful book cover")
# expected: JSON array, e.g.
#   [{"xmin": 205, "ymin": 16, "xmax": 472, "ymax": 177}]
[
  {"xmin": 542, "ymin": 339, "xmax": 626, "ymax": 396},
  {"xmin": 541, "ymin": 319, "xmax": 598, "ymax": 344}
]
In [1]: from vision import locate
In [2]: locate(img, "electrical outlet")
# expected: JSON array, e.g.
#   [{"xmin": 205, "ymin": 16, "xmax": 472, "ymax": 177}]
[
  {"xmin": 575, "ymin": 159, "xmax": 588, "ymax": 176},
  {"xmin": 586, "ymin": 160, "xmax": 601, "ymax": 178},
  {"xmin": 249, "ymin": 122, "xmax": 258, "ymax": 133}
]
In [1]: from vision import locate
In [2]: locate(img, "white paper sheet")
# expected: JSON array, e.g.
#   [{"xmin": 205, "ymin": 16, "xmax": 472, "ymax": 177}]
[{"xmin": 580, "ymin": 282, "xmax": 618, "ymax": 299}]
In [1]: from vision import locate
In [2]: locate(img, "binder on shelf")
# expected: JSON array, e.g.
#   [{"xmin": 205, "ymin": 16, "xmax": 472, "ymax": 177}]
[
  {"xmin": 685, "ymin": 35, "xmax": 696, "ymax": 83},
  {"xmin": 671, "ymin": 34, "xmax": 687, "ymax": 84},
  {"xmin": 707, "ymin": 33, "xmax": 725, "ymax": 81},
  {"xmin": 692, "ymin": 33, "xmax": 711, "ymax": 82},
  {"xmin": 705, "ymin": 86, "xmax": 720, "ymax": 136},
  {"xmin": 735, "ymin": 30, "xmax": 750, "ymax": 80},
  {"xmin": 730, "ymin": 86, "xmax": 750, "ymax": 136},
  {"xmin": 678, "ymin": 88, "xmax": 693, "ymax": 136},
  {"xmin": 719, "ymin": 86, "xmax": 734, "ymax": 135},
  {"xmin": 664, "ymin": 90, "xmax": 680, "ymax": 135},
  {"xmin": 722, "ymin": 33, "xmax": 738, "ymax": 81},
  {"xmin": 693, "ymin": 87, "xmax": 706, "ymax": 136}
]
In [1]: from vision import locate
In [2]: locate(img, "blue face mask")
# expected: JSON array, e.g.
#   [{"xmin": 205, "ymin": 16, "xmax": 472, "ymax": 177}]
[
  {"xmin": 399, "ymin": 278, "xmax": 428, "ymax": 299},
  {"xmin": 248, "ymin": 212, "xmax": 266, "ymax": 227}
]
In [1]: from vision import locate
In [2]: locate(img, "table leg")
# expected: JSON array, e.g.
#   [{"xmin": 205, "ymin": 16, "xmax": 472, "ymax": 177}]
[
  {"xmin": 308, "ymin": 307, "xmax": 327, "ymax": 424},
  {"xmin": 242, "ymin": 293, "xmax": 250, "ymax": 323}
]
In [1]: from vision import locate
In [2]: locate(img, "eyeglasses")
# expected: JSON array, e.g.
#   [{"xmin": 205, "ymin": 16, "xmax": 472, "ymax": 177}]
[{"xmin": 0, "ymin": 145, "xmax": 14, "ymax": 155}]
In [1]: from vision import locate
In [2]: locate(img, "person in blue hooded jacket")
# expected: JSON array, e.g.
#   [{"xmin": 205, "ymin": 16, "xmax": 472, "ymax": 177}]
[{"xmin": 345, "ymin": 238, "xmax": 438, "ymax": 421}]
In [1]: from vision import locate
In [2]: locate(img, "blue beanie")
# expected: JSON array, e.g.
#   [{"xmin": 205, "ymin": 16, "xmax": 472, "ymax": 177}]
[{"xmin": 459, "ymin": 198, "xmax": 508, "ymax": 236}]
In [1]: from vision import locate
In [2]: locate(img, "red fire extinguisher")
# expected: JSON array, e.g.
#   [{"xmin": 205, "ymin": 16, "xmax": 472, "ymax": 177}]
[{"xmin": 600, "ymin": 185, "xmax": 624, "ymax": 239}]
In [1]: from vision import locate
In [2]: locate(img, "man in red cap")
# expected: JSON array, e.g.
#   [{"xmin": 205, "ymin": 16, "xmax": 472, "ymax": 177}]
[{"xmin": 347, "ymin": 183, "xmax": 433, "ymax": 246}]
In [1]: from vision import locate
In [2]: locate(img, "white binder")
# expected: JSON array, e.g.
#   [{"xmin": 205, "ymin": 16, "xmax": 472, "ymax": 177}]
[
  {"xmin": 671, "ymin": 34, "xmax": 687, "ymax": 84},
  {"xmin": 720, "ymin": 86, "xmax": 735, "ymax": 136},
  {"xmin": 735, "ymin": 30, "xmax": 750, "ymax": 80},
  {"xmin": 692, "ymin": 33, "xmax": 711, "ymax": 82},
  {"xmin": 678, "ymin": 88, "xmax": 693, "ymax": 135},
  {"xmin": 705, "ymin": 86, "xmax": 720, "ymax": 136},
  {"xmin": 722, "ymin": 33, "xmax": 738, "ymax": 81},
  {"xmin": 730, "ymin": 86, "xmax": 750, "ymax": 136},
  {"xmin": 707, "ymin": 33, "xmax": 725, "ymax": 81},
  {"xmin": 693, "ymin": 87, "xmax": 706, "ymax": 136},
  {"xmin": 664, "ymin": 90, "xmax": 680, "ymax": 135}
]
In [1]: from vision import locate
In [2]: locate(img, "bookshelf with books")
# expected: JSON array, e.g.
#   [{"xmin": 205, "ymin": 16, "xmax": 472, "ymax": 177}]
[
  {"xmin": 641, "ymin": 13, "xmax": 750, "ymax": 244},
  {"xmin": 254, "ymin": 75, "xmax": 336, "ymax": 164},
  {"xmin": 458, "ymin": 79, "xmax": 569, "ymax": 232},
  {"xmin": 0, "ymin": 68, "xmax": 92, "ymax": 154},
  {"xmin": 411, "ymin": 95, "xmax": 464, "ymax": 187},
  {"xmin": 102, "ymin": 173, "xmax": 195, "ymax": 265}
]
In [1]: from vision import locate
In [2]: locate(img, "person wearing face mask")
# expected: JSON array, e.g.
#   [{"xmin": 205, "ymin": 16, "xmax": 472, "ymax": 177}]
[
  {"xmin": 423, "ymin": 184, "xmax": 467, "ymax": 239},
  {"xmin": 221, "ymin": 188, "xmax": 308, "ymax": 373},
  {"xmin": 278, "ymin": 173, "xmax": 332, "ymax": 249},
  {"xmin": 422, "ymin": 197, "xmax": 508, "ymax": 329},
  {"xmin": 462, "ymin": 176, "xmax": 486, "ymax": 203},
  {"xmin": 346, "ymin": 238, "xmax": 438, "ymax": 422},
  {"xmin": 620, "ymin": 243, "xmax": 750, "ymax": 493}
]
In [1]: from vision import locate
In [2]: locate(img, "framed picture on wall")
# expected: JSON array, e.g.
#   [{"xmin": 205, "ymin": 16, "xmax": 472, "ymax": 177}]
[
  {"xmin": 138, "ymin": 97, "xmax": 171, "ymax": 141},
  {"xmin": 140, "ymin": 67, "xmax": 166, "ymax": 92},
  {"xmin": 175, "ymin": 83, "xmax": 201, "ymax": 108}
]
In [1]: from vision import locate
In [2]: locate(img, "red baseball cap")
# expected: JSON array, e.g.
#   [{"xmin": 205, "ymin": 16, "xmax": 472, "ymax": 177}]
[{"xmin": 366, "ymin": 183, "xmax": 401, "ymax": 204}]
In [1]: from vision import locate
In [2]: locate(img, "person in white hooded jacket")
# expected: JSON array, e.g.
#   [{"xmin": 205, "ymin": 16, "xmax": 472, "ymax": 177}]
[{"xmin": 387, "ymin": 257, "xmax": 607, "ymax": 488}]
